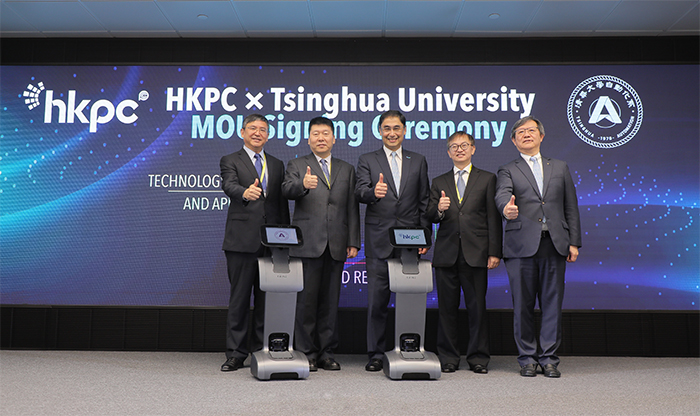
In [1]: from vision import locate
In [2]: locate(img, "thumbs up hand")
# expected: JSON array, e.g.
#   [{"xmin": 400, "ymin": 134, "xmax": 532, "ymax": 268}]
[
  {"xmin": 303, "ymin": 166, "xmax": 318, "ymax": 190},
  {"xmin": 438, "ymin": 190, "xmax": 450, "ymax": 212},
  {"xmin": 504, "ymin": 195, "xmax": 518, "ymax": 220},
  {"xmin": 244, "ymin": 178, "xmax": 263, "ymax": 201},
  {"xmin": 374, "ymin": 172, "xmax": 388, "ymax": 199}
]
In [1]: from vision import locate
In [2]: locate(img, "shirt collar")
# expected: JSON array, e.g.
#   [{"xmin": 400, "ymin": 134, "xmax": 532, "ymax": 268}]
[
  {"xmin": 314, "ymin": 153, "xmax": 331, "ymax": 165},
  {"xmin": 243, "ymin": 145, "xmax": 264, "ymax": 162},
  {"xmin": 383, "ymin": 146, "xmax": 402, "ymax": 159},
  {"xmin": 453, "ymin": 164, "xmax": 472, "ymax": 175},
  {"xmin": 520, "ymin": 152, "xmax": 541, "ymax": 163}
]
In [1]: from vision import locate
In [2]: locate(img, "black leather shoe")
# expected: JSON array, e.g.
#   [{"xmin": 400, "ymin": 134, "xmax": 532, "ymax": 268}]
[
  {"xmin": 542, "ymin": 364, "xmax": 561, "ymax": 378},
  {"xmin": 365, "ymin": 358, "xmax": 383, "ymax": 372},
  {"xmin": 441, "ymin": 363, "xmax": 457, "ymax": 373},
  {"xmin": 308, "ymin": 358, "xmax": 318, "ymax": 372},
  {"xmin": 472, "ymin": 364, "xmax": 488, "ymax": 374},
  {"xmin": 318, "ymin": 358, "xmax": 341, "ymax": 371},
  {"xmin": 221, "ymin": 357, "xmax": 244, "ymax": 372},
  {"xmin": 520, "ymin": 363, "xmax": 537, "ymax": 377}
]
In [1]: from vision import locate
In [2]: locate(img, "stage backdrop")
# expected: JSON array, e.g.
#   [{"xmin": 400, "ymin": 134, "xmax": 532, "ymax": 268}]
[{"xmin": 1, "ymin": 65, "xmax": 698, "ymax": 310}]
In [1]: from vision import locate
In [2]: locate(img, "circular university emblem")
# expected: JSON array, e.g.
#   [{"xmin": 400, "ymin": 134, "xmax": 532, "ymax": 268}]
[{"xmin": 567, "ymin": 75, "xmax": 643, "ymax": 149}]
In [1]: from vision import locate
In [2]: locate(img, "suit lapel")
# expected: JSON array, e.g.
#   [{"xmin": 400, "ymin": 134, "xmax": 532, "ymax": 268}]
[
  {"xmin": 514, "ymin": 158, "xmax": 541, "ymax": 198},
  {"xmin": 460, "ymin": 167, "xmax": 479, "ymax": 207},
  {"xmin": 238, "ymin": 148, "xmax": 259, "ymax": 181},
  {"xmin": 541, "ymin": 156, "xmax": 553, "ymax": 197},
  {"xmin": 259, "ymin": 149, "xmax": 277, "ymax": 199},
  {"xmin": 329, "ymin": 157, "xmax": 340, "ymax": 189},
  {"xmin": 398, "ymin": 151, "xmax": 412, "ymax": 197},
  {"xmin": 375, "ymin": 150, "xmax": 397, "ymax": 196},
  {"xmin": 439, "ymin": 171, "xmax": 459, "ymax": 208},
  {"xmin": 305, "ymin": 154, "xmax": 329, "ymax": 189}
]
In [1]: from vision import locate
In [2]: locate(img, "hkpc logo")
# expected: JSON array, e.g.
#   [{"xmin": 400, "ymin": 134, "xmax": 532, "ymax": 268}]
[
  {"xmin": 567, "ymin": 75, "xmax": 643, "ymax": 149},
  {"xmin": 22, "ymin": 81, "xmax": 148, "ymax": 133}
]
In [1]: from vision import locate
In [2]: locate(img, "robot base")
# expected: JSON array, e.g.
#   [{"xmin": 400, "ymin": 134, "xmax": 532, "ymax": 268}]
[
  {"xmin": 382, "ymin": 349, "xmax": 441, "ymax": 380},
  {"xmin": 251, "ymin": 349, "xmax": 310, "ymax": 380}
]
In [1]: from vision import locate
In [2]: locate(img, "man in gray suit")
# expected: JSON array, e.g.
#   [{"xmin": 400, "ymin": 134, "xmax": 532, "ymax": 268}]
[
  {"xmin": 355, "ymin": 110, "xmax": 430, "ymax": 372},
  {"xmin": 426, "ymin": 131, "xmax": 502, "ymax": 374},
  {"xmin": 495, "ymin": 116, "xmax": 581, "ymax": 378},
  {"xmin": 219, "ymin": 114, "xmax": 289, "ymax": 372},
  {"xmin": 282, "ymin": 116, "xmax": 360, "ymax": 372}
]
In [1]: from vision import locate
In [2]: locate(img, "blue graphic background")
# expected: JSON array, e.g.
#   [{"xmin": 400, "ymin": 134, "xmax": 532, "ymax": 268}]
[{"xmin": 1, "ymin": 65, "xmax": 698, "ymax": 309}]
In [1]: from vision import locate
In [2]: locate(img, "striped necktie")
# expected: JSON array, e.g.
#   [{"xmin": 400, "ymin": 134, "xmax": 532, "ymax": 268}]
[
  {"xmin": 320, "ymin": 159, "xmax": 330, "ymax": 187},
  {"xmin": 254, "ymin": 153, "xmax": 266, "ymax": 192}
]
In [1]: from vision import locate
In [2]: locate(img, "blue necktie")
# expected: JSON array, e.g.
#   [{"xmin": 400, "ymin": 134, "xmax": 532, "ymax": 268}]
[
  {"xmin": 254, "ymin": 153, "xmax": 266, "ymax": 192},
  {"xmin": 390, "ymin": 152, "xmax": 400, "ymax": 196},
  {"xmin": 320, "ymin": 159, "xmax": 330, "ymax": 187},
  {"xmin": 456, "ymin": 170, "xmax": 466, "ymax": 203},
  {"xmin": 530, "ymin": 156, "xmax": 543, "ymax": 195}
]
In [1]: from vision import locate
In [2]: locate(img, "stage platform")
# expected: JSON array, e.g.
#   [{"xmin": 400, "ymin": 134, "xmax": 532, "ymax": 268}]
[{"xmin": 1, "ymin": 351, "xmax": 698, "ymax": 415}]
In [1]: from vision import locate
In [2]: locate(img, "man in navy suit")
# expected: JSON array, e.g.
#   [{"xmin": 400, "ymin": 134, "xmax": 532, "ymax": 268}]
[
  {"xmin": 282, "ymin": 116, "xmax": 360, "ymax": 372},
  {"xmin": 355, "ymin": 110, "xmax": 430, "ymax": 372},
  {"xmin": 495, "ymin": 116, "xmax": 581, "ymax": 378},
  {"xmin": 426, "ymin": 131, "xmax": 502, "ymax": 374},
  {"xmin": 219, "ymin": 114, "xmax": 289, "ymax": 372}
]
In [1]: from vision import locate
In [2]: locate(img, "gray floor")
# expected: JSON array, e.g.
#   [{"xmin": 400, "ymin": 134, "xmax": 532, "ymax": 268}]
[{"xmin": 1, "ymin": 351, "xmax": 698, "ymax": 416}]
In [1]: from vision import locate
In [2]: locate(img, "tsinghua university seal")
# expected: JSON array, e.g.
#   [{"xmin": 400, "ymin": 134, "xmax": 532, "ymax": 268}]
[{"xmin": 567, "ymin": 75, "xmax": 643, "ymax": 149}]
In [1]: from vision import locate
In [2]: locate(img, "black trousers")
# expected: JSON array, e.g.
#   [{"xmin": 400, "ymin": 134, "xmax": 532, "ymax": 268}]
[
  {"xmin": 505, "ymin": 232, "xmax": 567, "ymax": 367},
  {"xmin": 224, "ymin": 250, "xmax": 265, "ymax": 360},
  {"xmin": 365, "ymin": 254, "xmax": 395, "ymax": 360},
  {"xmin": 294, "ymin": 246, "xmax": 344, "ymax": 361},
  {"xmin": 435, "ymin": 247, "xmax": 489, "ymax": 369}
]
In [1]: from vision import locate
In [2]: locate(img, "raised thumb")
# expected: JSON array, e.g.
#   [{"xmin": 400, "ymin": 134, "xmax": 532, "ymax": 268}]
[
  {"xmin": 378, "ymin": 173, "xmax": 384, "ymax": 184},
  {"xmin": 508, "ymin": 195, "xmax": 516, "ymax": 205}
]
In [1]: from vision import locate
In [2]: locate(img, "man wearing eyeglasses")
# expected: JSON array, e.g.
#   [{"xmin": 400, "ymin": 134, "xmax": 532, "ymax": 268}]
[
  {"xmin": 495, "ymin": 116, "xmax": 581, "ymax": 378},
  {"xmin": 219, "ymin": 114, "xmax": 290, "ymax": 372},
  {"xmin": 355, "ymin": 110, "xmax": 430, "ymax": 372},
  {"xmin": 426, "ymin": 131, "xmax": 502, "ymax": 374},
  {"xmin": 282, "ymin": 116, "xmax": 360, "ymax": 372}
]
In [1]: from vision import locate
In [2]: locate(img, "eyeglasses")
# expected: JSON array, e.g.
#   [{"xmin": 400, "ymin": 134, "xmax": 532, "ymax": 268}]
[
  {"xmin": 246, "ymin": 126, "xmax": 268, "ymax": 134},
  {"xmin": 382, "ymin": 125, "xmax": 404, "ymax": 133},
  {"xmin": 449, "ymin": 142, "xmax": 472, "ymax": 152},
  {"xmin": 310, "ymin": 131, "xmax": 333, "ymax": 138},
  {"xmin": 514, "ymin": 127, "xmax": 539, "ymax": 137}
]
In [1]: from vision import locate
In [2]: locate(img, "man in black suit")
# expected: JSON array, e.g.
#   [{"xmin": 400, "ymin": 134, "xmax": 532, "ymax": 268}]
[
  {"xmin": 427, "ymin": 131, "xmax": 502, "ymax": 374},
  {"xmin": 355, "ymin": 110, "xmax": 430, "ymax": 372},
  {"xmin": 282, "ymin": 116, "xmax": 360, "ymax": 372},
  {"xmin": 219, "ymin": 114, "xmax": 289, "ymax": 371},
  {"xmin": 495, "ymin": 116, "xmax": 581, "ymax": 378}
]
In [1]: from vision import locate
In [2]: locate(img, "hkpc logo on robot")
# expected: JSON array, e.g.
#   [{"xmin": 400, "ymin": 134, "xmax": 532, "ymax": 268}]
[{"xmin": 23, "ymin": 81, "xmax": 148, "ymax": 133}]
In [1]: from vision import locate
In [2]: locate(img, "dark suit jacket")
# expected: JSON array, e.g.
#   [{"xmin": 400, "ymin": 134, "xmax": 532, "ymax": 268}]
[
  {"xmin": 355, "ymin": 148, "xmax": 430, "ymax": 259},
  {"xmin": 220, "ymin": 148, "xmax": 289, "ymax": 253},
  {"xmin": 427, "ymin": 166, "xmax": 502, "ymax": 268},
  {"xmin": 495, "ymin": 156, "xmax": 581, "ymax": 258},
  {"xmin": 282, "ymin": 154, "xmax": 360, "ymax": 262}
]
